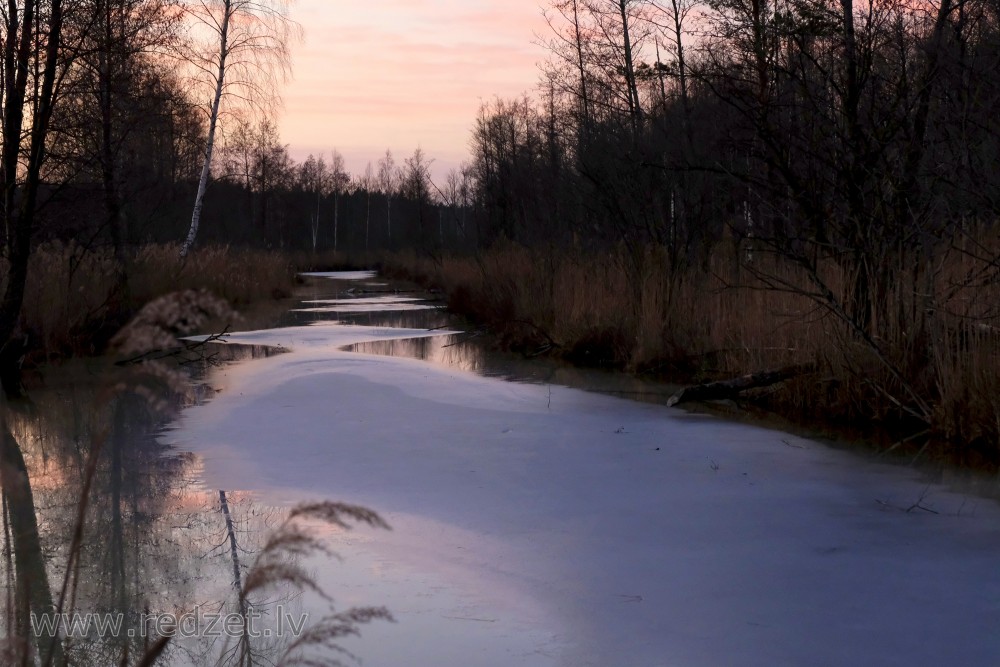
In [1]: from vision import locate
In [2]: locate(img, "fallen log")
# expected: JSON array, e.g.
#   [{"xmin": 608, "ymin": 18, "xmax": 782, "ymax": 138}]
[{"xmin": 666, "ymin": 363, "xmax": 817, "ymax": 407}]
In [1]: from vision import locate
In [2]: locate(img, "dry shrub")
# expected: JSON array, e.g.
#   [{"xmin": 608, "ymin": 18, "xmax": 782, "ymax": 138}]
[
  {"xmin": 381, "ymin": 242, "xmax": 817, "ymax": 372},
  {"xmin": 109, "ymin": 289, "xmax": 236, "ymax": 357}
]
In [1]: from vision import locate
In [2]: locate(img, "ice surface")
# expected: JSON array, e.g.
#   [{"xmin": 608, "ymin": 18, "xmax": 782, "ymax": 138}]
[
  {"xmin": 293, "ymin": 303, "xmax": 439, "ymax": 313},
  {"xmin": 165, "ymin": 321, "xmax": 1000, "ymax": 667},
  {"xmin": 302, "ymin": 297, "xmax": 424, "ymax": 304},
  {"xmin": 294, "ymin": 295, "xmax": 437, "ymax": 313},
  {"xmin": 299, "ymin": 270, "xmax": 378, "ymax": 280}
]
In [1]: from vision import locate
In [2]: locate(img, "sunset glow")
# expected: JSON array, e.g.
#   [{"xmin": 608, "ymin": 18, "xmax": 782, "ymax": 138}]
[{"xmin": 280, "ymin": 0, "xmax": 549, "ymax": 177}]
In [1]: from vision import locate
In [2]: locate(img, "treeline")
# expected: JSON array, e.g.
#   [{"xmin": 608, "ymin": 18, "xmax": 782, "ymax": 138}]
[
  {"xmin": 43, "ymin": 115, "xmax": 479, "ymax": 256},
  {"xmin": 0, "ymin": 0, "xmax": 473, "ymax": 256},
  {"xmin": 471, "ymin": 0, "xmax": 1000, "ymax": 262},
  {"xmin": 172, "ymin": 136, "xmax": 480, "ymax": 255}
]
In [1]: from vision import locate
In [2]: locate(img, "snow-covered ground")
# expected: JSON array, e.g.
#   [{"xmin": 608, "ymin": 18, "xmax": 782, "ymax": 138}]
[{"xmin": 165, "ymin": 275, "xmax": 1000, "ymax": 667}]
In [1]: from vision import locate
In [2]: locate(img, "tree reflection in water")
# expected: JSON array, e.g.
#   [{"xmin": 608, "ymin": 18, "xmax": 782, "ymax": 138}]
[{"xmin": 0, "ymin": 343, "xmax": 389, "ymax": 666}]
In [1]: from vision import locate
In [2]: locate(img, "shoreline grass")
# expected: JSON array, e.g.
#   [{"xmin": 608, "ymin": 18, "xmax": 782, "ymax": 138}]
[
  {"xmin": 378, "ymin": 242, "xmax": 1000, "ymax": 468},
  {"xmin": 14, "ymin": 242, "xmax": 299, "ymax": 362}
]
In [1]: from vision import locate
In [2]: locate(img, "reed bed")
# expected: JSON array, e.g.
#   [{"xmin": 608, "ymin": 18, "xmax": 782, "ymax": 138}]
[
  {"xmin": 382, "ymin": 239, "xmax": 1000, "ymax": 463},
  {"xmin": 15, "ymin": 242, "xmax": 297, "ymax": 359}
]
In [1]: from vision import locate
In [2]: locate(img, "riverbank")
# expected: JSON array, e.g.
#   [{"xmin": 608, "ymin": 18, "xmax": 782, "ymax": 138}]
[
  {"xmin": 377, "ymin": 245, "xmax": 1000, "ymax": 468},
  {"xmin": 13, "ymin": 243, "xmax": 349, "ymax": 366}
]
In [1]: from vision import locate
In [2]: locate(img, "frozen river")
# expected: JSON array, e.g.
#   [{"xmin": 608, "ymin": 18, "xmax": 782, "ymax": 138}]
[{"xmin": 162, "ymin": 271, "xmax": 1000, "ymax": 667}]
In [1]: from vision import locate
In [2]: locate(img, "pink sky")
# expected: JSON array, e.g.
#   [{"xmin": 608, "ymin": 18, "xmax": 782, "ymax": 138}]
[{"xmin": 280, "ymin": 1, "xmax": 549, "ymax": 180}]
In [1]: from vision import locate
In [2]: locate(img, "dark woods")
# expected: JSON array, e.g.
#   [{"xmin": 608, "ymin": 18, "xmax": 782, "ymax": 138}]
[
  {"xmin": 0, "ymin": 3, "xmax": 997, "ymax": 665},
  {"xmin": 475, "ymin": 0, "xmax": 1000, "ymax": 283}
]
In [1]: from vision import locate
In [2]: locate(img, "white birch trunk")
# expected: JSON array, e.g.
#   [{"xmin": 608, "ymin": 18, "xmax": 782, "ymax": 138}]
[{"xmin": 180, "ymin": 0, "xmax": 232, "ymax": 258}]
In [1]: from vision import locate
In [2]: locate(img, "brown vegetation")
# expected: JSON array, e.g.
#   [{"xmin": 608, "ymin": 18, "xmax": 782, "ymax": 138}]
[
  {"xmin": 382, "ymin": 239, "xmax": 1000, "ymax": 465},
  {"xmin": 12, "ymin": 242, "xmax": 296, "ymax": 361}
]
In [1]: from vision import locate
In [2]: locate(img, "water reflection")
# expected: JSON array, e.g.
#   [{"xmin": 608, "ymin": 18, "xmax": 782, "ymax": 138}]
[
  {"xmin": 301, "ymin": 297, "xmax": 423, "ymax": 305},
  {"xmin": 291, "ymin": 275, "xmax": 686, "ymax": 404},
  {"xmin": 346, "ymin": 334, "xmax": 1000, "ymax": 496},
  {"xmin": 2, "ymin": 369, "xmax": 196, "ymax": 665},
  {"xmin": 0, "ymin": 345, "xmax": 324, "ymax": 666},
  {"xmin": 332, "ymin": 309, "xmax": 453, "ymax": 330},
  {"xmin": 293, "ymin": 303, "xmax": 439, "ymax": 313},
  {"xmin": 345, "ymin": 334, "xmax": 684, "ymax": 407}
]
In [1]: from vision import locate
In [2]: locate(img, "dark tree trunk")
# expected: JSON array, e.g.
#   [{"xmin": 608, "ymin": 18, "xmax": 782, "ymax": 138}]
[
  {"xmin": 0, "ymin": 0, "xmax": 65, "ymax": 383},
  {"xmin": 1, "ymin": 408, "xmax": 63, "ymax": 664}
]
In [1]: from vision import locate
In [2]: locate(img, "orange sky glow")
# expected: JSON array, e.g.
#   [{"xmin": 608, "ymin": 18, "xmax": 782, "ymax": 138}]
[{"xmin": 279, "ymin": 1, "xmax": 550, "ymax": 180}]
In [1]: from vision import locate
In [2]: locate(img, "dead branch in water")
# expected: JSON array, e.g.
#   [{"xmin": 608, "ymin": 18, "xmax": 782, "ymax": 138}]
[
  {"xmin": 114, "ymin": 328, "xmax": 231, "ymax": 366},
  {"xmin": 666, "ymin": 363, "xmax": 817, "ymax": 407}
]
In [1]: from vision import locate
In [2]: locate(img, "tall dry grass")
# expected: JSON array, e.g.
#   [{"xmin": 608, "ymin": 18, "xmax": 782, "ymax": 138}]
[
  {"xmin": 382, "ymin": 238, "xmax": 1000, "ymax": 462},
  {"xmin": 14, "ymin": 242, "xmax": 296, "ymax": 359},
  {"xmin": 382, "ymin": 243, "xmax": 820, "ymax": 374}
]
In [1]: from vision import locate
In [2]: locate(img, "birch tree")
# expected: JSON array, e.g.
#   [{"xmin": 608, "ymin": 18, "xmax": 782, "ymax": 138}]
[{"xmin": 178, "ymin": 0, "xmax": 299, "ymax": 258}]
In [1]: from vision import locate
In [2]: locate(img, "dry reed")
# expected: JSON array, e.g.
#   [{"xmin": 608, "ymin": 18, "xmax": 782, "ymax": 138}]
[
  {"xmin": 10, "ymin": 242, "xmax": 296, "ymax": 360},
  {"xmin": 382, "ymin": 238, "xmax": 1000, "ymax": 462}
]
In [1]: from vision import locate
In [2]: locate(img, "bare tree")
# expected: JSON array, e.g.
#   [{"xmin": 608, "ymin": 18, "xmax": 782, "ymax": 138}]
[
  {"xmin": 356, "ymin": 161, "xmax": 377, "ymax": 250},
  {"xmin": 401, "ymin": 147, "xmax": 433, "ymax": 205},
  {"xmin": 377, "ymin": 148, "xmax": 400, "ymax": 242},
  {"xmin": 221, "ymin": 115, "xmax": 291, "ymax": 245},
  {"xmin": 541, "ymin": 0, "xmax": 594, "ymax": 135},
  {"xmin": 651, "ymin": 0, "xmax": 694, "ymax": 137},
  {"xmin": 250, "ymin": 118, "xmax": 293, "ymax": 247},
  {"xmin": 0, "ymin": 0, "xmax": 67, "ymax": 375},
  {"xmin": 297, "ymin": 153, "xmax": 331, "ymax": 253},
  {"xmin": 79, "ymin": 0, "xmax": 179, "ymax": 263},
  {"xmin": 439, "ymin": 163, "xmax": 476, "ymax": 243},
  {"xmin": 328, "ymin": 149, "xmax": 350, "ymax": 251},
  {"xmin": 179, "ymin": 0, "xmax": 300, "ymax": 258},
  {"xmin": 573, "ymin": 0, "xmax": 653, "ymax": 126},
  {"xmin": 221, "ymin": 114, "xmax": 257, "ymax": 221}
]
